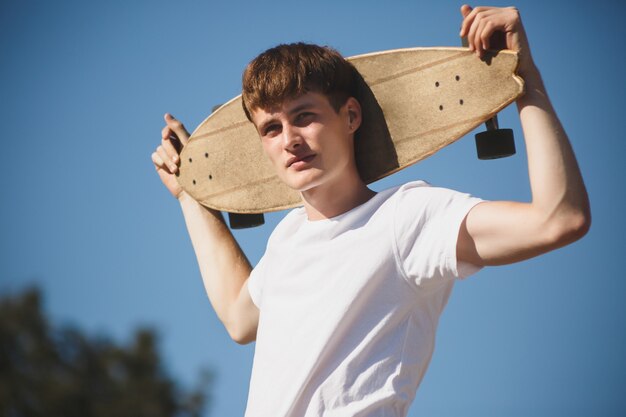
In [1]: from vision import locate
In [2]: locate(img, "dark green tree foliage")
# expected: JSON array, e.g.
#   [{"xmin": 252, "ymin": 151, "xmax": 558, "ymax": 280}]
[{"xmin": 0, "ymin": 288, "xmax": 212, "ymax": 417}]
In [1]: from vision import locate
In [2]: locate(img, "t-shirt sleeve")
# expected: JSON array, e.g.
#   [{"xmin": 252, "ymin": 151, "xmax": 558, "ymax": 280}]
[{"xmin": 393, "ymin": 182, "xmax": 485, "ymax": 286}]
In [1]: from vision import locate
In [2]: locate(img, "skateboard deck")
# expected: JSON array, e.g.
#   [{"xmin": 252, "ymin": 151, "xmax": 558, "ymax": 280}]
[{"xmin": 177, "ymin": 47, "xmax": 524, "ymax": 213}]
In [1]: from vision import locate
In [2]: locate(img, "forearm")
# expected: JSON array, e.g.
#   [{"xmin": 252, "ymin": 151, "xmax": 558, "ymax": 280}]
[
  {"xmin": 516, "ymin": 65, "xmax": 591, "ymax": 237},
  {"xmin": 457, "ymin": 6, "xmax": 590, "ymax": 266},
  {"xmin": 178, "ymin": 192, "xmax": 252, "ymax": 328}
]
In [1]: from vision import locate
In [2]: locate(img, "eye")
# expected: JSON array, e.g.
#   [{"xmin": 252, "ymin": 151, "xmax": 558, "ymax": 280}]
[
  {"xmin": 295, "ymin": 112, "xmax": 315, "ymax": 126},
  {"xmin": 263, "ymin": 123, "xmax": 281, "ymax": 137}
]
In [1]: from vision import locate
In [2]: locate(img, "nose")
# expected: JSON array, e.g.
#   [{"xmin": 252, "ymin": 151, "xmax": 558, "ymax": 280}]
[{"xmin": 282, "ymin": 123, "xmax": 302, "ymax": 151}]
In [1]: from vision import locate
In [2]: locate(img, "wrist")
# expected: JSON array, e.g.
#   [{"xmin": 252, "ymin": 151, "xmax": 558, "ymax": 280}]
[
  {"xmin": 177, "ymin": 191, "xmax": 194, "ymax": 205},
  {"xmin": 518, "ymin": 60, "xmax": 541, "ymax": 86},
  {"xmin": 517, "ymin": 62, "xmax": 548, "ymax": 104},
  {"xmin": 178, "ymin": 192, "xmax": 224, "ymax": 221}
]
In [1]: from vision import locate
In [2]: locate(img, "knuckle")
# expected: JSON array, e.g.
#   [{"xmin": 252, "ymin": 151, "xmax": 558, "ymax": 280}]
[
  {"xmin": 506, "ymin": 7, "xmax": 520, "ymax": 20},
  {"xmin": 161, "ymin": 138, "xmax": 171, "ymax": 149}
]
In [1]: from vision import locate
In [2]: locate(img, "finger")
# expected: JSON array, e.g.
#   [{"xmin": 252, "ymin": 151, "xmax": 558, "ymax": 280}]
[
  {"xmin": 463, "ymin": 6, "xmax": 497, "ymax": 47},
  {"xmin": 459, "ymin": 4, "xmax": 473, "ymax": 39},
  {"xmin": 465, "ymin": 8, "xmax": 481, "ymax": 51},
  {"xmin": 461, "ymin": 5, "xmax": 488, "ymax": 43},
  {"xmin": 157, "ymin": 145, "xmax": 178, "ymax": 173},
  {"xmin": 475, "ymin": 9, "xmax": 507, "ymax": 54},
  {"xmin": 164, "ymin": 113, "xmax": 190, "ymax": 146},
  {"xmin": 161, "ymin": 125, "xmax": 172, "ymax": 140},
  {"xmin": 474, "ymin": 17, "xmax": 493, "ymax": 56},
  {"xmin": 161, "ymin": 135, "xmax": 180, "ymax": 164},
  {"xmin": 479, "ymin": 20, "xmax": 496, "ymax": 52},
  {"xmin": 467, "ymin": 7, "xmax": 496, "ymax": 54},
  {"xmin": 161, "ymin": 125, "xmax": 183, "ymax": 154},
  {"xmin": 460, "ymin": 4, "xmax": 472, "ymax": 17},
  {"xmin": 151, "ymin": 151, "xmax": 166, "ymax": 170}
]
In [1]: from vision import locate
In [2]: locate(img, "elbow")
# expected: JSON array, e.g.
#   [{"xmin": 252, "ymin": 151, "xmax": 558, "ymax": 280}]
[
  {"xmin": 567, "ymin": 201, "xmax": 592, "ymax": 242},
  {"xmin": 225, "ymin": 321, "xmax": 256, "ymax": 345},
  {"xmin": 574, "ymin": 208, "xmax": 592, "ymax": 240},
  {"xmin": 546, "ymin": 207, "xmax": 591, "ymax": 248},
  {"xmin": 222, "ymin": 291, "xmax": 258, "ymax": 345},
  {"xmin": 229, "ymin": 330, "xmax": 255, "ymax": 345}
]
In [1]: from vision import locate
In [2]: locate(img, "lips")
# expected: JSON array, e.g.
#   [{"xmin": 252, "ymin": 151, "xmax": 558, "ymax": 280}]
[{"xmin": 286, "ymin": 154, "xmax": 316, "ymax": 168}]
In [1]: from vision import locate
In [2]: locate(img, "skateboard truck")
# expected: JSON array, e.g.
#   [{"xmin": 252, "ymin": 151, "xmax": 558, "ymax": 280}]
[
  {"xmin": 211, "ymin": 103, "xmax": 266, "ymax": 229},
  {"xmin": 475, "ymin": 115, "xmax": 516, "ymax": 159},
  {"xmin": 228, "ymin": 212, "xmax": 265, "ymax": 229},
  {"xmin": 461, "ymin": 37, "xmax": 516, "ymax": 160}
]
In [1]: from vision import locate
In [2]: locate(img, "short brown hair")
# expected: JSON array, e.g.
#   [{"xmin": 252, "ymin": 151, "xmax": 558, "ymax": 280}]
[{"xmin": 241, "ymin": 43, "xmax": 359, "ymax": 121}]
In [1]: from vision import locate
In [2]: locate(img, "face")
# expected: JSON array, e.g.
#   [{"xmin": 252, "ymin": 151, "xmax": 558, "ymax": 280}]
[{"xmin": 251, "ymin": 92, "xmax": 361, "ymax": 193}]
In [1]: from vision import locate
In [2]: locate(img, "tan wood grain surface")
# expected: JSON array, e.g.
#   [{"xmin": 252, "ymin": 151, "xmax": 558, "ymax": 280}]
[{"xmin": 177, "ymin": 47, "xmax": 523, "ymax": 213}]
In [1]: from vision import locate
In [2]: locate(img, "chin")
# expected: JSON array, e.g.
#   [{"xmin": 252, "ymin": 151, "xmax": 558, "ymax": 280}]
[{"xmin": 282, "ymin": 171, "xmax": 325, "ymax": 193}]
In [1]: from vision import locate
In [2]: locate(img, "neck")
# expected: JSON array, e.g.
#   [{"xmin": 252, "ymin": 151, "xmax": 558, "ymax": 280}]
[{"xmin": 300, "ymin": 169, "xmax": 376, "ymax": 221}]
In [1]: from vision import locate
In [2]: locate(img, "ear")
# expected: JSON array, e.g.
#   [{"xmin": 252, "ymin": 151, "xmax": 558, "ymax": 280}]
[{"xmin": 345, "ymin": 97, "xmax": 362, "ymax": 134}]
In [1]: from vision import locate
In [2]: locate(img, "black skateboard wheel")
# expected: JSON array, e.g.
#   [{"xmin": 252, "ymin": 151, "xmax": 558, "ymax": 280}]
[
  {"xmin": 475, "ymin": 128, "xmax": 516, "ymax": 159},
  {"xmin": 228, "ymin": 213, "xmax": 265, "ymax": 229}
]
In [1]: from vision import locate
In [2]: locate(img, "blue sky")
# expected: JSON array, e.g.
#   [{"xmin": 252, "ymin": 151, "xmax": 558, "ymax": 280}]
[{"xmin": 1, "ymin": 0, "xmax": 624, "ymax": 416}]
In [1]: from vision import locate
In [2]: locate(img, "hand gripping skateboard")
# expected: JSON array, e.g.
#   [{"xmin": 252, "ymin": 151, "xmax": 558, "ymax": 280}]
[{"xmin": 176, "ymin": 47, "xmax": 524, "ymax": 228}]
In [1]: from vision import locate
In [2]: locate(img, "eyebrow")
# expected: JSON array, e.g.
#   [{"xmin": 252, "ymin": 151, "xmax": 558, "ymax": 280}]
[{"xmin": 287, "ymin": 102, "xmax": 316, "ymax": 116}]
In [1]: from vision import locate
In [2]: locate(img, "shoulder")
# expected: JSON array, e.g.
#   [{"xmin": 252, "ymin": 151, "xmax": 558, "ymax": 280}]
[
  {"xmin": 392, "ymin": 180, "xmax": 471, "ymax": 212},
  {"xmin": 392, "ymin": 180, "xmax": 484, "ymax": 230},
  {"xmin": 394, "ymin": 180, "xmax": 478, "ymax": 203}
]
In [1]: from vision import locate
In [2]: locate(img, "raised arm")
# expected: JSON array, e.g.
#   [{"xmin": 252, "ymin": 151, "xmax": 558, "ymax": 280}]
[
  {"xmin": 456, "ymin": 5, "xmax": 591, "ymax": 266},
  {"xmin": 151, "ymin": 114, "xmax": 259, "ymax": 343}
]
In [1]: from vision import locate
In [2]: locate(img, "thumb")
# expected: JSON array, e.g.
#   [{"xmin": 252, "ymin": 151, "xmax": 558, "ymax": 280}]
[
  {"xmin": 460, "ymin": 4, "xmax": 472, "ymax": 18},
  {"xmin": 459, "ymin": 4, "xmax": 473, "ymax": 39}
]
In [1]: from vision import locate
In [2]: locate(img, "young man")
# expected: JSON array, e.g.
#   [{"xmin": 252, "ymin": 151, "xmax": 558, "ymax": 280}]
[{"xmin": 151, "ymin": 5, "xmax": 590, "ymax": 416}]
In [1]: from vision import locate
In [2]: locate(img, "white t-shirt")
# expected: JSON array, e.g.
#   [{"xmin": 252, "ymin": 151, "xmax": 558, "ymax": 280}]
[{"xmin": 245, "ymin": 181, "xmax": 484, "ymax": 417}]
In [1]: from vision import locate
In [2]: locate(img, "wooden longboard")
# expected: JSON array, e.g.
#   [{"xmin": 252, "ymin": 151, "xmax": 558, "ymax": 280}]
[{"xmin": 177, "ymin": 47, "xmax": 524, "ymax": 213}]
